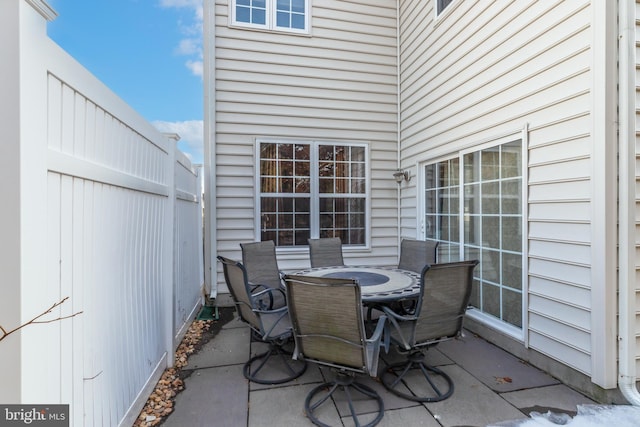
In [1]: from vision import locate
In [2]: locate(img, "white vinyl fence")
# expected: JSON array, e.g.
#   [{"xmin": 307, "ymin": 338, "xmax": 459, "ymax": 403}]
[{"xmin": 0, "ymin": 2, "xmax": 204, "ymax": 426}]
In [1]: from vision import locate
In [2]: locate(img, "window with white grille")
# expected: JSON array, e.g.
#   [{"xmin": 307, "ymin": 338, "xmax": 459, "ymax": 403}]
[{"xmin": 258, "ymin": 140, "xmax": 367, "ymax": 247}]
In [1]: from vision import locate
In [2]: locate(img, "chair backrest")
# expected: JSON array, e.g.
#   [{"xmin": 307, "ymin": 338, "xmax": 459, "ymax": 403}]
[
  {"xmin": 284, "ymin": 275, "xmax": 368, "ymax": 372},
  {"xmin": 398, "ymin": 239, "xmax": 439, "ymax": 273},
  {"xmin": 412, "ymin": 260, "xmax": 478, "ymax": 345},
  {"xmin": 240, "ymin": 240, "xmax": 282, "ymax": 289},
  {"xmin": 308, "ymin": 237, "xmax": 345, "ymax": 268},
  {"xmin": 218, "ymin": 255, "xmax": 291, "ymax": 340},
  {"xmin": 217, "ymin": 256, "xmax": 261, "ymax": 330}
]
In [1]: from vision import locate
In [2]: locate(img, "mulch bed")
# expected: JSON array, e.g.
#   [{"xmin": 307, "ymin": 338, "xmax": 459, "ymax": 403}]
[{"xmin": 133, "ymin": 306, "xmax": 235, "ymax": 427}]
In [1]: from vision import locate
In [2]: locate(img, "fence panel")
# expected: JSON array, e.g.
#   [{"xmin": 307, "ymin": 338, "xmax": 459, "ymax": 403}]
[
  {"xmin": 174, "ymin": 156, "xmax": 204, "ymax": 341},
  {"xmin": 19, "ymin": 27, "xmax": 202, "ymax": 427}
]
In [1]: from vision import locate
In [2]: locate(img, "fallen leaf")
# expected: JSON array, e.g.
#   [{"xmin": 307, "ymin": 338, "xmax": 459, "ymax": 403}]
[{"xmin": 495, "ymin": 376, "xmax": 513, "ymax": 384}]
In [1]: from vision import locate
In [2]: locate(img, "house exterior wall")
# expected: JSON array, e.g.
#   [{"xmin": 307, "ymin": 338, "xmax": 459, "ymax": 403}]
[
  {"xmin": 397, "ymin": 0, "xmax": 620, "ymax": 388},
  {"xmin": 211, "ymin": 0, "xmax": 400, "ymax": 288},
  {"xmin": 207, "ymin": 0, "xmax": 638, "ymax": 393}
]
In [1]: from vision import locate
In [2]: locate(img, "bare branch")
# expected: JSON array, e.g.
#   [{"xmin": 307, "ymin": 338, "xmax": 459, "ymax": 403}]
[
  {"xmin": 0, "ymin": 297, "xmax": 83, "ymax": 342},
  {"xmin": 31, "ymin": 312, "xmax": 83, "ymax": 325}
]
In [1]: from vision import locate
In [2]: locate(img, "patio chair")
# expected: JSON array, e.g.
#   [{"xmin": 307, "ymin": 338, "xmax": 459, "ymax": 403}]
[
  {"xmin": 380, "ymin": 260, "xmax": 478, "ymax": 402},
  {"xmin": 308, "ymin": 237, "xmax": 345, "ymax": 268},
  {"xmin": 284, "ymin": 274, "xmax": 388, "ymax": 427},
  {"xmin": 240, "ymin": 240, "xmax": 285, "ymax": 309},
  {"xmin": 397, "ymin": 238, "xmax": 439, "ymax": 273},
  {"xmin": 388, "ymin": 239, "xmax": 440, "ymax": 316},
  {"xmin": 217, "ymin": 256, "xmax": 307, "ymax": 384}
]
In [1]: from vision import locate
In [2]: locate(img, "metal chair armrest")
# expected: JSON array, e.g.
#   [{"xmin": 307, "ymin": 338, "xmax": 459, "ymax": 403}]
[
  {"xmin": 250, "ymin": 282, "xmax": 277, "ymax": 310},
  {"xmin": 381, "ymin": 305, "xmax": 415, "ymax": 351},
  {"xmin": 253, "ymin": 307, "xmax": 290, "ymax": 340},
  {"xmin": 365, "ymin": 315, "xmax": 387, "ymax": 375}
]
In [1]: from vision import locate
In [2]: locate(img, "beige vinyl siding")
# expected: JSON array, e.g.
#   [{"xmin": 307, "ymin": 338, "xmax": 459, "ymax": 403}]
[
  {"xmin": 634, "ymin": 0, "xmax": 640, "ymax": 375},
  {"xmin": 398, "ymin": 0, "xmax": 601, "ymax": 376},
  {"xmin": 214, "ymin": 0, "xmax": 399, "ymax": 271}
]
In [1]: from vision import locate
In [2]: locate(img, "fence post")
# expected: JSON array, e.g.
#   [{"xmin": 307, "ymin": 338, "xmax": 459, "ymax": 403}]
[
  {"xmin": 0, "ymin": 0, "xmax": 58, "ymax": 403},
  {"xmin": 0, "ymin": 0, "xmax": 24, "ymax": 403},
  {"xmin": 164, "ymin": 134, "xmax": 178, "ymax": 366},
  {"xmin": 195, "ymin": 165, "xmax": 205, "ymax": 297}
]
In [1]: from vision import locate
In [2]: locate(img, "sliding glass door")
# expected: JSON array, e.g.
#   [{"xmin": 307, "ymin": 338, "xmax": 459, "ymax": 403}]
[{"xmin": 422, "ymin": 140, "xmax": 523, "ymax": 329}]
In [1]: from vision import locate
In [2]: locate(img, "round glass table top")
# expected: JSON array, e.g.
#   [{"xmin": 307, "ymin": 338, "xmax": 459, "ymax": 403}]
[{"xmin": 294, "ymin": 265, "xmax": 420, "ymax": 302}]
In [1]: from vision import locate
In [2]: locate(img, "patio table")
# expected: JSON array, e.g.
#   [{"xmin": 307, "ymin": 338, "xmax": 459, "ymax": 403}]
[{"xmin": 293, "ymin": 265, "xmax": 420, "ymax": 303}]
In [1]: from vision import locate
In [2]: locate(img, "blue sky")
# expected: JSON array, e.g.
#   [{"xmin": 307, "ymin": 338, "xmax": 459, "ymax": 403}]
[{"xmin": 47, "ymin": 0, "xmax": 204, "ymax": 164}]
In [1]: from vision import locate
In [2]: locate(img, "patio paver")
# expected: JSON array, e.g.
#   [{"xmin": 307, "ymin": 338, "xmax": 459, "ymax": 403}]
[
  {"xmin": 437, "ymin": 332, "xmax": 560, "ymax": 392},
  {"xmin": 500, "ymin": 383, "xmax": 597, "ymax": 417},
  {"xmin": 185, "ymin": 320, "xmax": 250, "ymax": 369},
  {"xmin": 361, "ymin": 405, "xmax": 440, "ymax": 427},
  {"xmin": 249, "ymin": 382, "xmax": 341, "ymax": 427},
  {"xmin": 162, "ymin": 364, "xmax": 248, "ymax": 427},
  {"xmin": 162, "ymin": 317, "xmax": 610, "ymax": 427},
  {"xmin": 422, "ymin": 364, "xmax": 526, "ymax": 427}
]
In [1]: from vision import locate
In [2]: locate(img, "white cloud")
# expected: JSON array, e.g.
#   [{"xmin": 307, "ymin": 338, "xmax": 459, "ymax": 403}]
[
  {"xmin": 175, "ymin": 38, "xmax": 199, "ymax": 55},
  {"xmin": 153, "ymin": 120, "xmax": 204, "ymax": 164},
  {"xmin": 186, "ymin": 59, "xmax": 203, "ymax": 77},
  {"xmin": 159, "ymin": 0, "xmax": 201, "ymax": 8},
  {"xmin": 158, "ymin": 0, "xmax": 203, "ymax": 78},
  {"xmin": 154, "ymin": 2, "xmax": 204, "ymax": 163}
]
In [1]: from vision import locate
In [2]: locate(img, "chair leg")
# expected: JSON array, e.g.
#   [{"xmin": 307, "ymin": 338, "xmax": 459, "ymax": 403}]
[
  {"xmin": 304, "ymin": 373, "xmax": 384, "ymax": 427},
  {"xmin": 381, "ymin": 351, "xmax": 454, "ymax": 402},
  {"xmin": 243, "ymin": 341, "xmax": 307, "ymax": 384}
]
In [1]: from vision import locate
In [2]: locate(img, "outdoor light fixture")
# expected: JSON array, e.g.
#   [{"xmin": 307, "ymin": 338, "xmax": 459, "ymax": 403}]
[{"xmin": 393, "ymin": 169, "xmax": 411, "ymax": 184}]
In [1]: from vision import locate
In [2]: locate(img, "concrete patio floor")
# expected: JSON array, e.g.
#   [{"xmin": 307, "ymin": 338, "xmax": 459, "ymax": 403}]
[{"xmin": 159, "ymin": 314, "xmax": 611, "ymax": 427}]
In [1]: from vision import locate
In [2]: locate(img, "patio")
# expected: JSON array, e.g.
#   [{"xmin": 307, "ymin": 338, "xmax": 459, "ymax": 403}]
[{"xmin": 160, "ymin": 312, "xmax": 600, "ymax": 427}]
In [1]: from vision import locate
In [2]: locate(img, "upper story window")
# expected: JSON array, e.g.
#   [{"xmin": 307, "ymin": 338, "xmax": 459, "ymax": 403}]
[
  {"xmin": 436, "ymin": 0, "xmax": 453, "ymax": 16},
  {"xmin": 231, "ymin": 0, "xmax": 309, "ymax": 34},
  {"xmin": 258, "ymin": 140, "xmax": 368, "ymax": 247}
]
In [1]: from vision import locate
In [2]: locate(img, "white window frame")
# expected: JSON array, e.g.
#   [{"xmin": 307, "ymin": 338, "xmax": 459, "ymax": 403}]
[
  {"xmin": 254, "ymin": 138, "xmax": 370, "ymax": 250},
  {"xmin": 230, "ymin": 0, "xmax": 311, "ymax": 35},
  {"xmin": 417, "ymin": 131, "xmax": 528, "ymax": 342}
]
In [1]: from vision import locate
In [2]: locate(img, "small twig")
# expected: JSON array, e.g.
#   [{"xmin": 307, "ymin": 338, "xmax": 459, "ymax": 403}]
[{"xmin": 0, "ymin": 297, "xmax": 83, "ymax": 342}]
